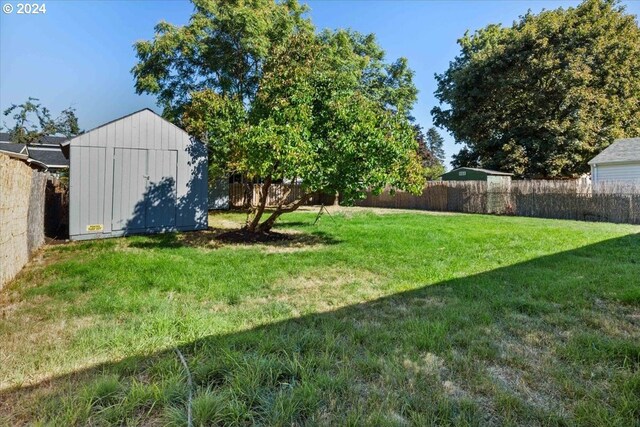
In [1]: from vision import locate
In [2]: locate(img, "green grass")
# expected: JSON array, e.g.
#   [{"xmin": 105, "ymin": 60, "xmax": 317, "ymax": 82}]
[{"xmin": 1, "ymin": 209, "xmax": 639, "ymax": 426}]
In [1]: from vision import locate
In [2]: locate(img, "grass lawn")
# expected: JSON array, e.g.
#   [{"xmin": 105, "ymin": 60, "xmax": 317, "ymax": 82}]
[{"xmin": 1, "ymin": 208, "xmax": 639, "ymax": 426}]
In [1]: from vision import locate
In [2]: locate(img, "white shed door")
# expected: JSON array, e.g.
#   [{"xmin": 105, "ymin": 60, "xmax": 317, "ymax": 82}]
[{"xmin": 112, "ymin": 148, "xmax": 178, "ymax": 232}]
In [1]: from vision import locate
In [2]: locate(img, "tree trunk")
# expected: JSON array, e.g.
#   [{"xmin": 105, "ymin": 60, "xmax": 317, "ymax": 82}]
[
  {"xmin": 256, "ymin": 193, "xmax": 311, "ymax": 233},
  {"xmin": 245, "ymin": 177, "xmax": 272, "ymax": 232}
]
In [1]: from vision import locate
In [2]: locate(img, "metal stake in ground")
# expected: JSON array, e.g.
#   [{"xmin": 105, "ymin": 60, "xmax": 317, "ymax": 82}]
[{"xmin": 313, "ymin": 204, "xmax": 335, "ymax": 226}]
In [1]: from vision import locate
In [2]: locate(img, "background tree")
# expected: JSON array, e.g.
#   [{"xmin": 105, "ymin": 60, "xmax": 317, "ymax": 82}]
[
  {"xmin": 425, "ymin": 127, "xmax": 446, "ymax": 165},
  {"xmin": 134, "ymin": 0, "xmax": 424, "ymax": 232},
  {"xmin": 432, "ymin": 0, "xmax": 640, "ymax": 178},
  {"xmin": 2, "ymin": 97, "xmax": 80, "ymax": 144},
  {"xmin": 414, "ymin": 125, "xmax": 446, "ymax": 180}
]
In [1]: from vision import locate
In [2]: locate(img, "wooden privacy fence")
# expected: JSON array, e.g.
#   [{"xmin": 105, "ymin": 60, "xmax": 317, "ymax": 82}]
[
  {"xmin": 0, "ymin": 154, "xmax": 47, "ymax": 288},
  {"xmin": 229, "ymin": 183, "xmax": 326, "ymax": 208},
  {"xmin": 355, "ymin": 180, "xmax": 640, "ymax": 225},
  {"xmin": 357, "ymin": 181, "xmax": 490, "ymax": 213},
  {"xmin": 226, "ymin": 180, "xmax": 640, "ymax": 225},
  {"xmin": 511, "ymin": 192, "xmax": 640, "ymax": 223}
]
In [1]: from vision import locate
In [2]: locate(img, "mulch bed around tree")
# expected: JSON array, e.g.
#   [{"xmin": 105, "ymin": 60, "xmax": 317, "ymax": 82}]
[{"xmin": 215, "ymin": 229, "xmax": 294, "ymax": 244}]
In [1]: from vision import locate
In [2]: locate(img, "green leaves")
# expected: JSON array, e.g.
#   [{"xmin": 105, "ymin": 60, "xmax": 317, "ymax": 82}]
[
  {"xmin": 139, "ymin": 1, "xmax": 423, "ymax": 229},
  {"xmin": 145, "ymin": 3, "xmax": 419, "ymax": 183},
  {"xmin": 183, "ymin": 90, "xmax": 246, "ymax": 178},
  {"xmin": 433, "ymin": 0, "xmax": 640, "ymax": 178},
  {"xmin": 2, "ymin": 98, "xmax": 81, "ymax": 144},
  {"xmin": 132, "ymin": 0, "xmax": 313, "ymax": 121}
]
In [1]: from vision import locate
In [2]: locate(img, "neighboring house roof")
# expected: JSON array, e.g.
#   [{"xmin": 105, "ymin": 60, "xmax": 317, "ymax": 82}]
[
  {"xmin": 0, "ymin": 132, "xmax": 70, "ymax": 169},
  {"xmin": 0, "ymin": 132, "xmax": 69, "ymax": 145},
  {"xmin": 0, "ymin": 141, "xmax": 27, "ymax": 155},
  {"xmin": 588, "ymin": 138, "xmax": 640, "ymax": 165},
  {"xmin": 442, "ymin": 167, "xmax": 513, "ymax": 177},
  {"xmin": 27, "ymin": 145, "xmax": 69, "ymax": 168}
]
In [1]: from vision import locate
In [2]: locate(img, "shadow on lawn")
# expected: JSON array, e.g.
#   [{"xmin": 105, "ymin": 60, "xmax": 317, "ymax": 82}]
[
  {"xmin": 127, "ymin": 227, "xmax": 341, "ymax": 250},
  {"xmin": 2, "ymin": 234, "xmax": 639, "ymax": 425}
]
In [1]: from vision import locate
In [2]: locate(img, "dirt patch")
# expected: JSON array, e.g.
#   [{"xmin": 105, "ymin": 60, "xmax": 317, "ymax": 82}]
[
  {"xmin": 216, "ymin": 229, "xmax": 294, "ymax": 244},
  {"xmin": 121, "ymin": 226, "xmax": 338, "ymax": 253},
  {"xmin": 44, "ymin": 237, "xmax": 70, "ymax": 246},
  {"xmin": 213, "ymin": 227, "xmax": 339, "ymax": 252}
]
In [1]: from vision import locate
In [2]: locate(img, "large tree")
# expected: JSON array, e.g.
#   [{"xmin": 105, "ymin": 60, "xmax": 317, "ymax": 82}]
[
  {"xmin": 3, "ymin": 97, "xmax": 80, "ymax": 144},
  {"xmin": 432, "ymin": 0, "xmax": 640, "ymax": 178},
  {"xmin": 414, "ymin": 125, "xmax": 446, "ymax": 180},
  {"xmin": 133, "ymin": 0, "xmax": 424, "ymax": 232}
]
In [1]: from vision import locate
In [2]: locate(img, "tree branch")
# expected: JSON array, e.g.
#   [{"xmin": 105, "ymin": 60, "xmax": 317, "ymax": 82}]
[{"xmin": 256, "ymin": 192, "xmax": 312, "ymax": 232}]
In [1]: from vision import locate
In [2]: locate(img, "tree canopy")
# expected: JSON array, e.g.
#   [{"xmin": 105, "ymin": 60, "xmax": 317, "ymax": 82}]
[
  {"xmin": 2, "ymin": 97, "xmax": 80, "ymax": 144},
  {"xmin": 132, "ymin": 0, "xmax": 312, "ymax": 123},
  {"xmin": 133, "ymin": 0, "xmax": 424, "ymax": 232},
  {"xmin": 432, "ymin": 0, "xmax": 640, "ymax": 178}
]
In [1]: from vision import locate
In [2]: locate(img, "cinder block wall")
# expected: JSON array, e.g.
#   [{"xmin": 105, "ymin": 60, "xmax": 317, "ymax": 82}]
[{"xmin": 0, "ymin": 154, "xmax": 46, "ymax": 289}]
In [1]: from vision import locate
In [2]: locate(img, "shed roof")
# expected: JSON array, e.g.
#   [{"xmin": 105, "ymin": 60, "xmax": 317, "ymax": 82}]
[
  {"xmin": 442, "ymin": 167, "xmax": 513, "ymax": 176},
  {"xmin": 588, "ymin": 138, "xmax": 640, "ymax": 165}
]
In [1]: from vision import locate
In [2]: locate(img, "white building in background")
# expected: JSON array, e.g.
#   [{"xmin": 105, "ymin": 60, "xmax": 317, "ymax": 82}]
[{"xmin": 588, "ymin": 138, "xmax": 640, "ymax": 185}]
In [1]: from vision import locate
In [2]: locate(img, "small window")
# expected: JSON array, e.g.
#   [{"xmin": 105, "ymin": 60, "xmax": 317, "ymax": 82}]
[{"xmin": 459, "ymin": 171, "xmax": 466, "ymax": 176}]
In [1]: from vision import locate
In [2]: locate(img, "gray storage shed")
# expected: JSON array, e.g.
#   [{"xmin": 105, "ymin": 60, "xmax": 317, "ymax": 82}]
[{"xmin": 62, "ymin": 109, "xmax": 208, "ymax": 240}]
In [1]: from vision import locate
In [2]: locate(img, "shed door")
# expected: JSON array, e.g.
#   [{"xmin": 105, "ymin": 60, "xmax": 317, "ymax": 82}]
[
  {"xmin": 112, "ymin": 148, "xmax": 178, "ymax": 232},
  {"xmin": 145, "ymin": 150, "xmax": 178, "ymax": 229},
  {"xmin": 112, "ymin": 148, "xmax": 147, "ymax": 231}
]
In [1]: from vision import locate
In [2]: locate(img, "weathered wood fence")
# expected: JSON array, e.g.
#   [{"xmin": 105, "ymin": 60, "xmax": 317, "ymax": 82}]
[
  {"xmin": 229, "ymin": 179, "xmax": 640, "ymax": 225},
  {"xmin": 355, "ymin": 180, "xmax": 640, "ymax": 225},
  {"xmin": 229, "ymin": 183, "xmax": 328, "ymax": 208},
  {"xmin": 0, "ymin": 154, "xmax": 47, "ymax": 288}
]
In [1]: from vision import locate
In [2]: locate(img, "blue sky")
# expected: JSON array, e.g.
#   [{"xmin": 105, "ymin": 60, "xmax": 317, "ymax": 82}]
[{"xmin": 1, "ymin": 0, "xmax": 638, "ymax": 167}]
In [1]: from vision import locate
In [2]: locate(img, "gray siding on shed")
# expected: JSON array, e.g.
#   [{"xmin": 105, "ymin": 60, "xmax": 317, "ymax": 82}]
[{"xmin": 68, "ymin": 109, "xmax": 208, "ymax": 240}]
